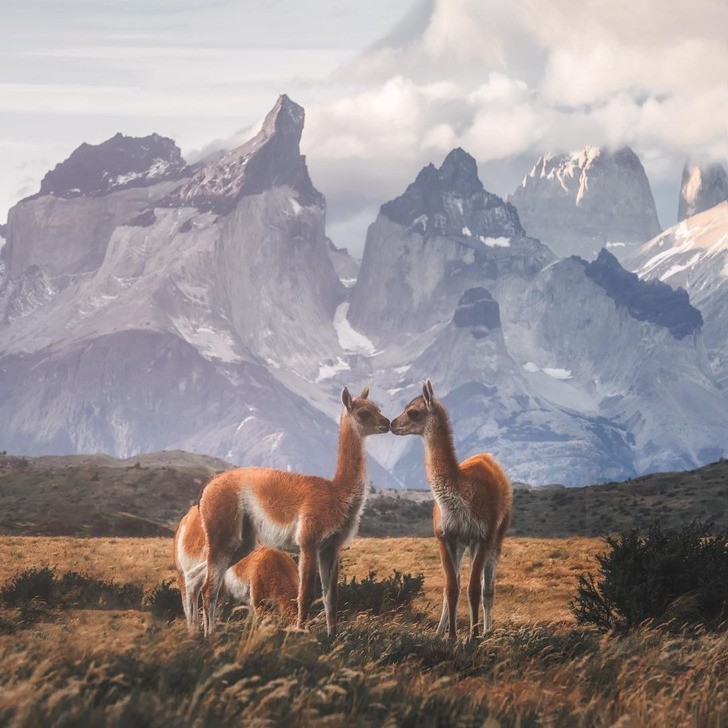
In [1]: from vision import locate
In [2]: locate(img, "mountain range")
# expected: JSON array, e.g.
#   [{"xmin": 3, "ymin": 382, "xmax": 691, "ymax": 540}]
[{"xmin": 0, "ymin": 95, "xmax": 726, "ymax": 487}]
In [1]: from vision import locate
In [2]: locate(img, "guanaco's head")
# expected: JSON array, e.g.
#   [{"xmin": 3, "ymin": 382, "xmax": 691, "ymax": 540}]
[
  {"xmin": 390, "ymin": 379, "xmax": 439, "ymax": 437},
  {"xmin": 341, "ymin": 386, "xmax": 390, "ymax": 436}
]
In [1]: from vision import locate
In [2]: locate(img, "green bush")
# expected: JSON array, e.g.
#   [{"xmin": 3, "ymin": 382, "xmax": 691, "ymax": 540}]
[
  {"xmin": 338, "ymin": 570, "xmax": 424, "ymax": 616},
  {"xmin": 144, "ymin": 579, "xmax": 184, "ymax": 621},
  {"xmin": 0, "ymin": 566, "xmax": 56, "ymax": 606},
  {"xmin": 0, "ymin": 567, "xmax": 144, "ymax": 611},
  {"xmin": 571, "ymin": 520, "xmax": 728, "ymax": 631},
  {"xmin": 57, "ymin": 571, "xmax": 143, "ymax": 608}
]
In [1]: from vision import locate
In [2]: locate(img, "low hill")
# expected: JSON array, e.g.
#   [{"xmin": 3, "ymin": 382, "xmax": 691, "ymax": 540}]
[{"xmin": 0, "ymin": 452, "xmax": 725, "ymax": 538}]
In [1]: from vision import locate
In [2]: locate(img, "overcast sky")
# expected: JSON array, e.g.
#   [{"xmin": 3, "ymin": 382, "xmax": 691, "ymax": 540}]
[{"xmin": 2, "ymin": 0, "xmax": 726, "ymax": 253}]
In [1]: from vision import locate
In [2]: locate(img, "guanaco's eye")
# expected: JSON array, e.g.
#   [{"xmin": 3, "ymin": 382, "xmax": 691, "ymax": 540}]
[
  {"xmin": 358, "ymin": 410, "xmax": 372, "ymax": 421},
  {"xmin": 407, "ymin": 410, "xmax": 421, "ymax": 420}
]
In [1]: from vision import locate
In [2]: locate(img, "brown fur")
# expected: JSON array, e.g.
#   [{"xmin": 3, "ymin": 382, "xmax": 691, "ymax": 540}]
[
  {"xmin": 227, "ymin": 548, "xmax": 299, "ymax": 621},
  {"xmin": 392, "ymin": 380, "xmax": 512, "ymax": 638},
  {"xmin": 199, "ymin": 387, "xmax": 389, "ymax": 636},
  {"xmin": 173, "ymin": 506, "xmax": 298, "ymax": 626}
]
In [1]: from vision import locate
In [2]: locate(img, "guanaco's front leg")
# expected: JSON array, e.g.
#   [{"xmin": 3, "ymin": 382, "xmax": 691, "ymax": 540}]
[
  {"xmin": 297, "ymin": 545, "xmax": 318, "ymax": 629},
  {"xmin": 318, "ymin": 543, "xmax": 340, "ymax": 637},
  {"xmin": 437, "ymin": 533, "xmax": 460, "ymax": 639}
]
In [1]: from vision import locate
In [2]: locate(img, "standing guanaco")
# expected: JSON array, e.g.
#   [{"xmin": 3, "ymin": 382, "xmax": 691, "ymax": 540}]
[
  {"xmin": 391, "ymin": 380, "xmax": 511, "ymax": 639},
  {"xmin": 199, "ymin": 387, "xmax": 389, "ymax": 636},
  {"xmin": 173, "ymin": 506, "xmax": 298, "ymax": 627}
]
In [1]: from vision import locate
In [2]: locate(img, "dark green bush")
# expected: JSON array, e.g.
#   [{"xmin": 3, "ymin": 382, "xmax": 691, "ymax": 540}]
[
  {"xmin": 571, "ymin": 520, "xmax": 728, "ymax": 630},
  {"xmin": 144, "ymin": 579, "xmax": 184, "ymax": 621},
  {"xmin": 338, "ymin": 570, "xmax": 424, "ymax": 616},
  {"xmin": 0, "ymin": 566, "xmax": 56, "ymax": 606},
  {"xmin": 57, "ymin": 571, "xmax": 143, "ymax": 608},
  {"xmin": 0, "ymin": 567, "xmax": 144, "ymax": 612}
]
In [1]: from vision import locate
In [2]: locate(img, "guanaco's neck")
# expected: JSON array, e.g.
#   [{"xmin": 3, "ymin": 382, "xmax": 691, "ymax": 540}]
[
  {"xmin": 424, "ymin": 406, "xmax": 461, "ymax": 490},
  {"xmin": 333, "ymin": 413, "xmax": 367, "ymax": 496}
]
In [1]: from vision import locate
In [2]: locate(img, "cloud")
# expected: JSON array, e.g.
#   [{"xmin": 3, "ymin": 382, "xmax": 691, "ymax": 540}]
[{"xmin": 295, "ymin": 0, "xmax": 728, "ymax": 250}]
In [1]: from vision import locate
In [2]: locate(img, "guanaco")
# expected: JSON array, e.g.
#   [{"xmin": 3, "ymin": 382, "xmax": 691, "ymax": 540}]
[
  {"xmin": 199, "ymin": 387, "xmax": 389, "ymax": 636},
  {"xmin": 173, "ymin": 506, "xmax": 298, "ymax": 627},
  {"xmin": 391, "ymin": 380, "xmax": 511, "ymax": 639}
]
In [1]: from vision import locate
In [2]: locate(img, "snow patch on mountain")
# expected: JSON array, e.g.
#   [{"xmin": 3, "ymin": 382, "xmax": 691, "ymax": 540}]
[
  {"xmin": 480, "ymin": 236, "xmax": 510, "ymax": 248},
  {"xmin": 522, "ymin": 361, "xmax": 573, "ymax": 379},
  {"xmin": 543, "ymin": 367, "xmax": 573, "ymax": 380},
  {"xmin": 333, "ymin": 302, "xmax": 378, "ymax": 355},
  {"xmin": 315, "ymin": 356, "xmax": 351, "ymax": 382},
  {"xmin": 170, "ymin": 317, "xmax": 240, "ymax": 362}
]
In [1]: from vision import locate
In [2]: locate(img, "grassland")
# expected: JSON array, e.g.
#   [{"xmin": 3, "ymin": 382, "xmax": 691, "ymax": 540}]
[
  {"xmin": 1, "ymin": 535, "xmax": 726, "ymax": 727},
  {"xmin": 2, "ymin": 452, "xmax": 727, "ymax": 538}
]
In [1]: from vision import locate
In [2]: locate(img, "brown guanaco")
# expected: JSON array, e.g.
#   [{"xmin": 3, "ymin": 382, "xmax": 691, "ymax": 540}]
[
  {"xmin": 391, "ymin": 380, "xmax": 511, "ymax": 638},
  {"xmin": 198, "ymin": 387, "xmax": 389, "ymax": 636}
]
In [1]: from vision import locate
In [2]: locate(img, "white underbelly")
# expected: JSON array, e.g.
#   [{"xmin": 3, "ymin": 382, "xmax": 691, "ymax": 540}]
[{"xmin": 243, "ymin": 491, "xmax": 299, "ymax": 550}]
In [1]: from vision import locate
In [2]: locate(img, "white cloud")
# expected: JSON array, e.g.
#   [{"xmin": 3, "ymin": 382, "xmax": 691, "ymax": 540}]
[{"xmin": 298, "ymin": 0, "xmax": 728, "ymax": 249}]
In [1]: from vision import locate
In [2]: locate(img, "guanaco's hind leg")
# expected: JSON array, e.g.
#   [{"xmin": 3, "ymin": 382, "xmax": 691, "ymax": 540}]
[
  {"xmin": 176, "ymin": 567, "xmax": 192, "ymax": 627},
  {"xmin": 436, "ymin": 534, "xmax": 461, "ymax": 639},
  {"xmin": 482, "ymin": 516, "xmax": 509, "ymax": 632},
  {"xmin": 186, "ymin": 562, "xmax": 206, "ymax": 630},
  {"xmin": 467, "ymin": 539, "xmax": 488, "ymax": 637},
  {"xmin": 436, "ymin": 541, "xmax": 466, "ymax": 637}
]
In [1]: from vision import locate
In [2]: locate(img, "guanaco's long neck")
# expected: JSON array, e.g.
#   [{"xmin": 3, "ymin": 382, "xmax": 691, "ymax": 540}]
[
  {"xmin": 424, "ymin": 406, "xmax": 461, "ymax": 493},
  {"xmin": 332, "ymin": 414, "xmax": 367, "ymax": 498}
]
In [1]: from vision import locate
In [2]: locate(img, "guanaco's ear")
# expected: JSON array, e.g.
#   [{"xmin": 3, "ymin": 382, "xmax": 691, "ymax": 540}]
[
  {"xmin": 342, "ymin": 386, "xmax": 354, "ymax": 412},
  {"xmin": 422, "ymin": 379, "xmax": 434, "ymax": 411},
  {"xmin": 360, "ymin": 386, "xmax": 370, "ymax": 400}
]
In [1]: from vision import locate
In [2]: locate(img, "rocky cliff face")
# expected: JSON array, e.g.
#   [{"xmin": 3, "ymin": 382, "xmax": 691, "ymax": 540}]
[
  {"xmin": 626, "ymin": 201, "xmax": 728, "ymax": 388},
  {"xmin": 678, "ymin": 162, "xmax": 728, "ymax": 221},
  {"xmin": 0, "ymin": 134, "xmax": 188, "ymax": 324},
  {"xmin": 509, "ymin": 146, "xmax": 661, "ymax": 260}
]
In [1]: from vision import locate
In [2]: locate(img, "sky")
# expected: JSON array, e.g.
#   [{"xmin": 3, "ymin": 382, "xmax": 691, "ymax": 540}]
[{"xmin": 1, "ymin": 0, "xmax": 726, "ymax": 254}]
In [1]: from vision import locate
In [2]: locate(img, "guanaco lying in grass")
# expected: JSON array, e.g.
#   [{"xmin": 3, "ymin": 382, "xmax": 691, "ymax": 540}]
[{"xmin": 173, "ymin": 505, "xmax": 298, "ymax": 627}]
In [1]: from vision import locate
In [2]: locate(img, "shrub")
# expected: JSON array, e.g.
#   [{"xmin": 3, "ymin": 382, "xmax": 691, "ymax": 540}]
[
  {"xmin": 338, "ymin": 570, "xmax": 424, "ymax": 616},
  {"xmin": 57, "ymin": 571, "xmax": 143, "ymax": 608},
  {"xmin": 0, "ymin": 567, "xmax": 144, "ymax": 612},
  {"xmin": 571, "ymin": 520, "xmax": 728, "ymax": 631},
  {"xmin": 145, "ymin": 579, "xmax": 184, "ymax": 621},
  {"xmin": 0, "ymin": 566, "xmax": 56, "ymax": 607}
]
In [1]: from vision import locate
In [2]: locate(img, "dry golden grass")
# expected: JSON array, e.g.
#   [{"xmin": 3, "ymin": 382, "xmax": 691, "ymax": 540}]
[
  {"xmin": 1, "ymin": 535, "xmax": 726, "ymax": 727},
  {"xmin": 0, "ymin": 535, "xmax": 602, "ymax": 627}
]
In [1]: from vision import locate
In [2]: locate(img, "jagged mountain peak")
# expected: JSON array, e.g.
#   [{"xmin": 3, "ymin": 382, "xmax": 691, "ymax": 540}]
[
  {"xmin": 164, "ymin": 94, "xmax": 322, "ymax": 215},
  {"xmin": 582, "ymin": 248, "xmax": 703, "ymax": 340},
  {"xmin": 30, "ymin": 132, "xmax": 187, "ymax": 200},
  {"xmin": 261, "ymin": 93, "xmax": 305, "ymax": 138},
  {"xmin": 439, "ymin": 147, "xmax": 480, "ymax": 184},
  {"xmin": 380, "ymin": 147, "xmax": 523, "ymax": 240},
  {"xmin": 522, "ymin": 145, "xmax": 647, "ymax": 207},
  {"xmin": 678, "ymin": 161, "xmax": 728, "ymax": 221},
  {"xmin": 510, "ymin": 145, "xmax": 661, "ymax": 259}
]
